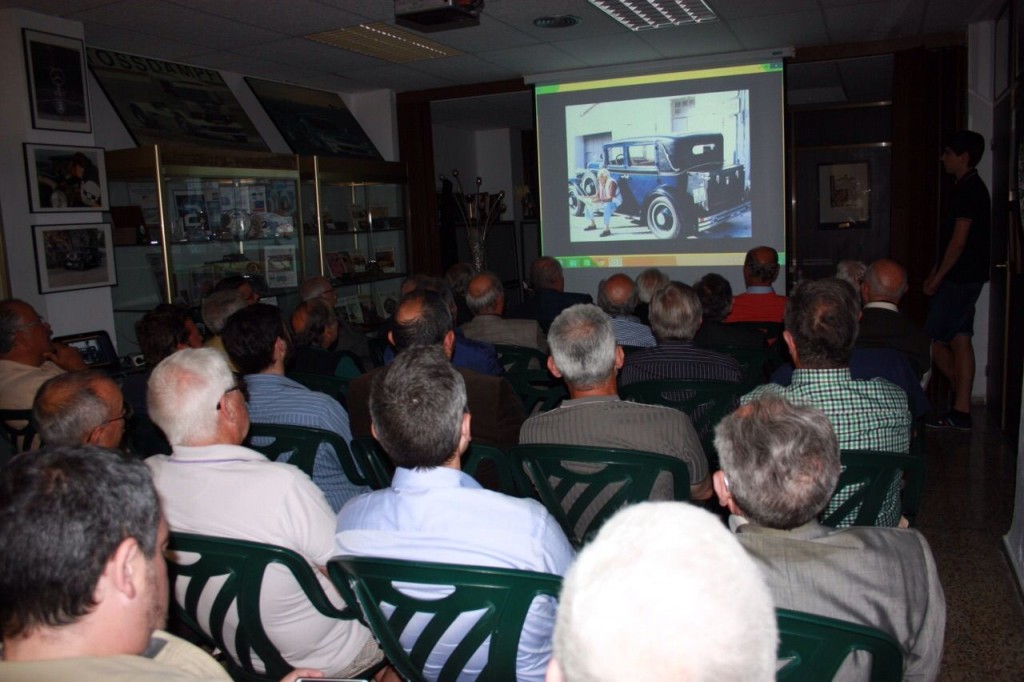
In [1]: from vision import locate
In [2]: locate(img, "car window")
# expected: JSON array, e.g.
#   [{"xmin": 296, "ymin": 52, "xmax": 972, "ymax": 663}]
[
  {"xmin": 628, "ymin": 143, "xmax": 657, "ymax": 168},
  {"xmin": 606, "ymin": 145, "xmax": 627, "ymax": 168}
]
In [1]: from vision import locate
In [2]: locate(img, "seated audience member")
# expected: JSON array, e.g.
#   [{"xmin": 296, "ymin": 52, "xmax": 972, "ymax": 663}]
[
  {"xmin": 337, "ymin": 346, "xmax": 575, "ymax": 682},
  {"xmin": 222, "ymin": 303, "xmax": 368, "ymax": 513},
  {"xmin": 446, "ymin": 262, "xmax": 477, "ymax": 326},
  {"xmin": 0, "ymin": 298, "xmax": 85, "ymax": 413},
  {"xmin": 461, "ymin": 271, "xmax": 547, "ymax": 353},
  {"xmin": 596, "ymin": 273, "xmax": 655, "ymax": 348},
  {"xmin": 200, "ymin": 289, "xmax": 247, "ymax": 358},
  {"xmin": 348, "ymin": 290, "xmax": 524, "ymax": 452},
  {"xmin": 743, "ymin": 278, "xmax": 911, "ymax": 527},
  {"xmin": 507, "ymin": 256, "xmax": 592, "ymax": 332},
  {"xmin": 146, "ymin": 348, "xmax": 382, "ymax": 676},
  {"xmin": 123, "ymin": 304, "xmax": 203, "ymax": 419},
  {"xmin": 692, "ymin": 273, "xmax": 767, "ymax": 349},
  {"xmin": 520, "ymin": 304, "xmax": 710, "ymax": 502},
  {"xmin": 383, "ymin": 277, "xmax": 503, "ymax": 376},
  {"xmin": 300, "ymin": 275, "xmax": 372, "ymax": 367},
  {"xmin": 619, "ymin": 282, "xmax": 742, "ymax": 386},
  {"xmin": 858, "ymin": 258, "xmax": 931, "ymax": 379},
  {"xmin": 33, "ymin": 370, "xmax": 128, "ymax": 449},
  {"xmin": 290, "ymin": 298, "xmax": 363, "ymax": 378},
  {"xmin": 725, "ymin": 246, "xmax": 787, "ymax": 323},
  {"xmin": 835, "ymin": 259, "xmax": 867, "ymax": 290},
  {"xmin": 714, "ymin": 396, "xmax": 945, "ymax": 680},
  {"xmin": 547, "ymin": 502, "xmax": 777, "ymax": 682},
  {"xmin": 633, "ymin": 267, "xmax": 669, "ymax": 326},
  {"xmin": 0, "ymin": 444, "xmax": 238, "ymax": 680},
  {"xmin": 211, "ymin": 274, "xmax": 260, "ymax": 305}
]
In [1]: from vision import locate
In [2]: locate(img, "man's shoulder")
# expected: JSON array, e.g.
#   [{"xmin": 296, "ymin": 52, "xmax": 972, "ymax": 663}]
[{"xmin": 738, "ymin": 522, "xmax": 932, "ymax": 557}]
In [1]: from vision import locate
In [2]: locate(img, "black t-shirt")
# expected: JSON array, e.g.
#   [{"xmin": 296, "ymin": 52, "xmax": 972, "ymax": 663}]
[{"xmin": 941, "ymin": 169, "xmax": 991, "ymax": 283}]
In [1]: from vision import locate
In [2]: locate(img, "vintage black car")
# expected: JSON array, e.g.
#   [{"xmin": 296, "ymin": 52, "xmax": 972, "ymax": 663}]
[
  {"xmin": 569, "ymin": 133, "xmax": 749, "ymax": 239},
  {"xmin": 64, "ymin": 246, "xmax": 101, "ymax": 270}
]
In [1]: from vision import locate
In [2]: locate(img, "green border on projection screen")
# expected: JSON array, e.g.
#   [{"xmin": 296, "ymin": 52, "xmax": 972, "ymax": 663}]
[
  {"xmin": 556, "ymin": 253, "xmax": 788, "ymax": 269},
  {"xmin": 535, "ymin": 61, "xmax": 783, "ymax": 95}
]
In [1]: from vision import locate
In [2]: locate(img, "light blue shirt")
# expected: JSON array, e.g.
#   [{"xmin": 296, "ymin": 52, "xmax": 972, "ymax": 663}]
[
  {"xmin": 245, "ymin": 373, "xmax": 368, "ymax": 513},
  {"xmin": 336, "ymin": 466, "xmax": 575, "ymax": 682}
]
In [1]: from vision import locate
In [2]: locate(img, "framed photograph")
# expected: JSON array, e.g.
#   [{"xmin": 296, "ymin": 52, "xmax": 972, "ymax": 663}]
[
  {"xmin": 264, "ymin": 245, "xmax": 298, "ymax": 289},
  {"xmin": 23, "ymin": 29, "xmax": 90, "ymax": 132},
  {"xmin": 25, "ymin": 143, "xmax": 107, "ymax": 212},
  {"xmin": 818, "ymin": 162, "xmax": 871, "ymax": 229},
  {"xmin": 33, "ymin": 223, "xmax": 116, "ymax": 294}
]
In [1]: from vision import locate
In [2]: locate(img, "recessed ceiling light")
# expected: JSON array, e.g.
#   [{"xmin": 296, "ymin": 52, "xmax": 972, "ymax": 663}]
[
  {"xmin": 588, "ymin": 0, "xmax": 717, "ymax": 31},
  {"xmin": 306, "ymin": 22, "xmax": 463, "ymax": 63},
  {"xmin": 533, "ymin": 15, "xmax": 582, "ymax": 29}
]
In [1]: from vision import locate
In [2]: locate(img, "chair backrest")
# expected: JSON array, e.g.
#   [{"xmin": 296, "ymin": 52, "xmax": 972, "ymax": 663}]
[
  {"xmin": 776, "ymin": 608, "xmax": 904, "ymax": 681},
  {"xmin": 493, "ymin": 343, "xmax": 547, "ymax": 372},
  {"xmin": 328, "ymin": 556, "xmax": 562, "ymax": 682},
  {"xmin": 245, "ymin": 423, "xmax": 387, "ymax": 490},
  {"xmin": 286, "ymin": 371, "xmax": 350, "ymax": 402},
  {"xmin": 823, "ymin": 450, "xmax": 926, "ymax": 528},
  {"xmin": 505, "ymin": 369, "xmax": 568, "ymax": 414},
  {"xmin": 0, "ymin": 409, "xmax": 37, "ymax": 454},
  {"xmin": 716, "ymin": 345, "xmax": 770, "ymax": 388},
  {"xmin": 167, "ymin": 532, "xmax": 359, "ymax": 681},
  {"xmin": 617, "ymin": 379, "xmax": 743, "ymax": 469},
  {"xmin": 462, "ymin": 443, "xmax": 536, "ymax": 498},
  {"xmin": 510, "ymin": 443, "xmax": 690, "ymax": 547}
]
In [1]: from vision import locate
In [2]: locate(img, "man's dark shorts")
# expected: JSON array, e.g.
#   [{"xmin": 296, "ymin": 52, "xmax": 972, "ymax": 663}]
[{"xmin": 926, "ymin": 280, "xmax": 984, "ymax": 343}]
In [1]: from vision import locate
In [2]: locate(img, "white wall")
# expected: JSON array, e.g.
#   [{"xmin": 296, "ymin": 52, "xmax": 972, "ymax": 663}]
[
  {"xmin": 0, "ymin": 9, "xmax": 115, "ymax": 340},
  {"xmin": 433, "ymin": 123, "xmax": 478, "ymax": 188}
]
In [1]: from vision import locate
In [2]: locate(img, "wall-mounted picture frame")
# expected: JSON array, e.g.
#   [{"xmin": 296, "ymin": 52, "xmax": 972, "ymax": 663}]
[
  {"xmin": 23, "ymin": 29, "xmax": 91, "ymax": 133},
  {"xmin": 25, "ymin": 143, "xmax": 108, "ymax": 213},
  {"xmin": 817, "ymin": 162, "xmax": 871, "ymax": 230},
  {"xmin": 33, "ymin": 223, "xmax": 116, "ymax": 294}
]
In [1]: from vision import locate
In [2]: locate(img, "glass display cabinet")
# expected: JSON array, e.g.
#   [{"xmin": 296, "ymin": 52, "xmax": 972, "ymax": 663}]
[
  {"xmin": 299, "ymin": 156, "xmax": 409, "ymax": 328},
  {"xmin": 105, "ymin": 145, "xmax": 303, "ymax": 352}
]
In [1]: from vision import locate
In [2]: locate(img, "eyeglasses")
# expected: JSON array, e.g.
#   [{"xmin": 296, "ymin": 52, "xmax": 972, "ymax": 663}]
[
  {"xmin": 101, "ymin": 402, "xmax": 134, "ymax": 426},
  {"xmin": 16, "ymin": 316, "xmax": 46, "ymax": 332},
  {"xmin": 217, "ymin": 376, "xmax": 249, "ymax": 410}
]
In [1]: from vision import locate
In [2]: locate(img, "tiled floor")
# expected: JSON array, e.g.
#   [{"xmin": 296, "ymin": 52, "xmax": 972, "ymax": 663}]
[{"xmin": 917, "ymin": 408, "xmax": 1024, "ymax": 680}]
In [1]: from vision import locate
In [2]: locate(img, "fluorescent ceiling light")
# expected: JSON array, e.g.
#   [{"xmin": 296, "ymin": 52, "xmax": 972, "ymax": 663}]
[
  {"xmin": 588, "ymin": 0, "xmax": 717, "ymax": 31},
  {"xmin": 306, "ymin": 22, "xmax": 463, "ymax": 63}
]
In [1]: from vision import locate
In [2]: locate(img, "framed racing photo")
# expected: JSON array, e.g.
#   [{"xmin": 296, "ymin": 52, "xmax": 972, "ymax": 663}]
[
  {"xmin": 32, "ymin": 223, "xmax": 117, "ymax": 294},
  {"xmin": 24, "ymin": 143, "xmax": 108, "ymax": 213},
  {"xmin": 23, "ymin": 29, "xmax": 91, "ymax": 132}
]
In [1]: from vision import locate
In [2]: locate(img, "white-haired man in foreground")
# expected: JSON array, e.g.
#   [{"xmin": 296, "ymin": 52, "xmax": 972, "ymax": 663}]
[{"xmin": 547, "ymin": 502, "xmax": 778, "ymax": 681}]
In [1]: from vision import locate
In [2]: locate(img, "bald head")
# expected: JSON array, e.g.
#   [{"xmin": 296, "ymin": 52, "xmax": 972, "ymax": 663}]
[
  {"xmin": 597, "ymin": 274, "xmax": 638, "ymax": 317},
  {"xmin": 466, "ymin": 272, "xmax": 504, "ymax": 315},
  {"xmin": 33, "ymin": 371, "xmax": 126, "ymax": 448},
  {"xmin": 743, "ymin": 247, "xmax": 780, "ymax": 286},
  {"xmin": 530, "ymin": 256, "xmax": 564, "ymax": 292},
  {"xmin": 389, "ymin": 291, "xmax": 454, "ymax": 357},
  {"xmin": 299, "ymin": 276, "xmax": 336, "ymax": 308},
  {"xmin": 862, "ymin": 259, "xmax": 908, "ymax": 304}
]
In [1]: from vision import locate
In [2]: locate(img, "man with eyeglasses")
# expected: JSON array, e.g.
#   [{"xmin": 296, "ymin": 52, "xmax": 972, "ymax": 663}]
[
  {"xmin": 145, "ymin": 347, "xmax": 384, "ymax": 678},
  {"xmin": 33, "ymin": 370, "xmax": 130, "ymax": 449},
  {"xmin": 0, "ymin": 298, "xmax": 85, "ymax": 414}
]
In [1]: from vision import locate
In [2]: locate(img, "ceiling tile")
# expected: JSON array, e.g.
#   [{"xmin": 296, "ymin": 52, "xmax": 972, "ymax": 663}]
[
  {"xmin": 83, "ymin": 21, "xmax": 207, "ymax": 60},
  {"xmin": 480, "ymin": 42, "xmax": 587, "ymax": 74},
  {"xmin": 729, "ymin": 10, "xmax": 827, "ymax": 50},
  {"xmin": 412, "ymin": 54, "xmax": 519, "ymax": 84},
  {"xmin": 707, "ymin": 0, "xmax": 820, "ymax": 20},
  {"xmin": 556, "ymin": 32, "xmax": 662, "ymax": 67},
  {"xmin": 232, "ymin": 37, "xmax": 386, "ymax": 71},
  {"xmin": 638, "ymin": 21, "xmax": 744, "ymax": 58},
  {"xmin": 165, "ymin": 0, "xmax": 368, "ymax": 35},
  {"xmin": 344, "ymin": 63, "xmax": 453, "ymax": 92}
]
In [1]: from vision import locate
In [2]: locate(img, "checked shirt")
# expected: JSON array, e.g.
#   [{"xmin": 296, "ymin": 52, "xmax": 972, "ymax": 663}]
[{"xmin": 742, "ymin": 368, "xmax": 911, "ymax": 527}]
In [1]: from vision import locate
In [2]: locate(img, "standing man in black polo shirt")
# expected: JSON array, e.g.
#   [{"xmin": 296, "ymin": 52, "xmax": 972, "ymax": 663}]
[{"xmin": 924, "ymin": 130, "xmax": 991, "ymax": 430}]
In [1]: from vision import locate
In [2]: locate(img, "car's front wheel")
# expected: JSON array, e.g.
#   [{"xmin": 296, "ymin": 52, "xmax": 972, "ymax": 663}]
[
  {"xmin": 646, "ymin": 196, "xmax": 681, "ymax": 239},
  {"xmin": 569, "ymin": 188, "xmax": 585, "ymax": 217}
]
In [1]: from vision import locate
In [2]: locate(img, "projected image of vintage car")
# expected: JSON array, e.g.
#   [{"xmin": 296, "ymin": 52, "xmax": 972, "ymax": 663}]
[{"xmin": 569, "ymin": 133, "xmax": 749, "ymax": 239}]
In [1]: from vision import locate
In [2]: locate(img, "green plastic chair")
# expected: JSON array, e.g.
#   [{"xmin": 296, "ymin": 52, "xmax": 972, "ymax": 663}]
[
  {"xmin": 462, "ymin": 443, "xmax": 536, "ymax": 498},
  {"xmin": 510, "ymin": 443, "xmax": 690, "ymax": 547},
  {"xmin": 493, "ymin": 343, "xmax": 547, "ymax": 372},
  {"xmin": 505, "ymin": 369, "xmax": 568, "ymax": 414},
  {"xmin": 776, "ymin": 608, "xmax": 904, "ymax": 681},
  {"xmin": 166, "ymin": 532, "xmax": 377, "ymax": 682},
  {"xmin": 0, "ymin": 408, "xmax": 37, "ymax": 454},
  {"xmin": 716, "ymin": 345, "xmax": 771, "ymax": 388},
  {"xmin": 286, "ymin": 371, "xmax": 351, "ymax": 402},
  {"xmin": 618, "ymin": 379, "xmax": 744, "ymax": 469},
  {"xmin": 245, "ymin": 423, "xmax": 387, "ymax": 490},
  {"xmin": 349, "ymin": 436, "xmax": 395, "ymax": 487},
  {"xmin": 822, "ymin": 450, "xmax": 926, "ymax": 528},
  {"xmin": 328, "ymin": 556, "xmax": 562, "ymax": 682}
]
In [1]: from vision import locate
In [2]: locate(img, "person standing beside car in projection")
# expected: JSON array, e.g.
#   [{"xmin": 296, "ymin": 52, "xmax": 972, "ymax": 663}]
[{"xmin": 584, "ymin": 168, "xmax": 621, "ymax": 238}]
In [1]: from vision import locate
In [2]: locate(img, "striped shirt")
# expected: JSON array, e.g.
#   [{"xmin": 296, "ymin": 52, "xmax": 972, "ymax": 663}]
[
  {"xmin": 610, "ymin": 316, "xmax": 656, "ymax": 348},
  {"xmin": 619, "ymin": 340, "xmax": 743, "ymax": 386},
  {"xmin": 742, "ymin": 368, "xmax": 911, "ymax": 526},
  {"xmin": 245, "ymin": 373, "xmax": 369, "ymax": 512}
]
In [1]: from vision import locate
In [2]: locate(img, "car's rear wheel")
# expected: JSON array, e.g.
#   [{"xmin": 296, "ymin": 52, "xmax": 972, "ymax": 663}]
[
  {"xmin": 580, "ymin": 172, "xmax": 597, "ymax": 197},
  {"xmin": 569, "ymin": 189, "xmax": 585, "ymax": 217},
  {"xmin": 646, "ymin": 196, "xmax": 681, "ymax": 239}
]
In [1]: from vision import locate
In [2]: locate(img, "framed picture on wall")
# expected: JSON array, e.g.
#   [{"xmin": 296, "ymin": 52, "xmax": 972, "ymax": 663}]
[
  {"xmin": 33, "ymin": 223, "xmax": 116, "ymax": 294},
  {"xmin": 23, "ymin": 29, "xmax": 91, "ymax": 132},
  {"xmin": 817, "ymin": 162, "xmax": 871, "ymax": 230},
  {"xmin": 24, "ymin": 143, "xmax": 108, "ymax": 212}
]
